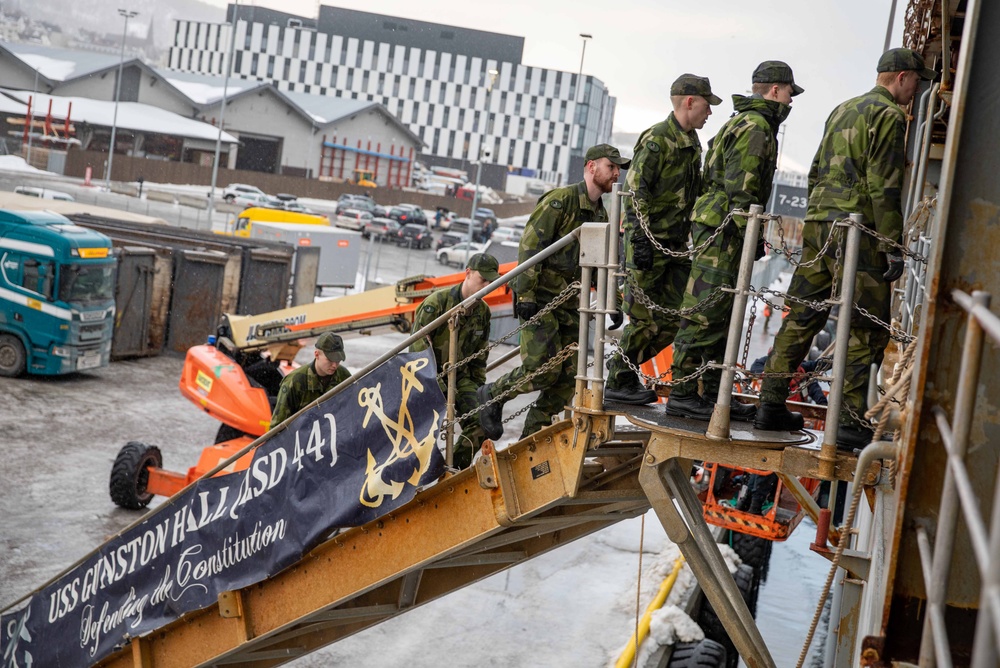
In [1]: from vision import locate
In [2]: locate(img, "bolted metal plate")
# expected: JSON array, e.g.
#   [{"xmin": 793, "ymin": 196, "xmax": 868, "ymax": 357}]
[{"xmin": 578, "ymin": 223, "xmax": 610, "ymax": 267}]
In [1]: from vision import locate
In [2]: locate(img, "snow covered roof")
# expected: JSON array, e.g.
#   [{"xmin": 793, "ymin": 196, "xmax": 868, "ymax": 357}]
[
  {"xmin": 156, "ymin": 69, "xmax": 266, "ymax": 106},
  {"xmin": 1, "ymin": 42, "xmax": 121, "ymax": 83},
  {"xmin": 0, "ymin": 88, "xmax": 238, "ymax": 144}
]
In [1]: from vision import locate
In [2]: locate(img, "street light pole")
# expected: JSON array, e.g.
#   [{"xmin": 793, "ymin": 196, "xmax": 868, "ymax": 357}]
[
  {"xmin": 105, "ymin": 8, "xmax": 138, "ymax": 191},
  {"xmin": 574, "ymin": 33, "xmax": 592, "ymax": 153},
  {"xmin": 465, "ymin": 68, "xmax": 499, "ymax": 265},
  {"xmin": 207, "ymin": 0, "xmax": 240, "ymax": 226},
  {"xmin": 25, "ymin": 69, "xmax": 38, "ymax": 166}
]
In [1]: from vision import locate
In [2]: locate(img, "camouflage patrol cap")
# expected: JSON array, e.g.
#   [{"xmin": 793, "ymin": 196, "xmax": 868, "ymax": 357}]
[
  {"xmin": 585, "ymin": 144, "xmax": 631, "ymax": 169},
  {"xmin": 467, "ymin": 253, "xmax": 501, "ymax": 281},
  {"xmin": 752, "ymin": 61, "xmax": 805, "ymax": 96},
  {"xmin": 877, "ymin": 48, "xmax": 936, "ymax": 80},
  {"xmin": 315, "ymin": 332, "xmax": 346, "ymax": 362},
  {"xmin": 670, "ymin": 74, "xmax": 723, "ymax": 105}
]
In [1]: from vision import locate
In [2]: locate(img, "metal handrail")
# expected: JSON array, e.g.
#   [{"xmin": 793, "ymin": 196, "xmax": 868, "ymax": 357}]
[{"xmin": 917, "ymin": 288, "xmax": 1000, "ymax": 667}]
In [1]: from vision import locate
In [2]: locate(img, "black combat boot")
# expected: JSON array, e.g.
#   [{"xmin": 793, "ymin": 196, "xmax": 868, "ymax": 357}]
[
  {"xmin": 664, "ymin": 393, "xmax": 714, "ymax": 421},
  {"xmin": 605, "ymin": 371, "xmax": 657, "ymax": 405},
  {"xmin": 707, "ymin": 395, "xmax": 757, "ymax": 421},
  {"xmin": 477, "ymin": 384, "xmax": 504, "ymax": 441},
  {"xmin": 835, "ymin": 424, "xmax": 873, "ymax": 452},
  {"xmin": 753, "ymin": 402, "xmax": 805, "ymax": 431}
]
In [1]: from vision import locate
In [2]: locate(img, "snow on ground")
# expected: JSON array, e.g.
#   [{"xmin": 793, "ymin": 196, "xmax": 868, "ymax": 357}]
[{"xmin": 0, "ymin": 155, "xmax": 56, "ymax": 174}]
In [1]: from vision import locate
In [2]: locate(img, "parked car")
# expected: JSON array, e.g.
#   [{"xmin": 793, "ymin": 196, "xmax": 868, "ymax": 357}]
[
  {"xmin": 233, "ymin": 192, "xmax": 277, "ymax": 208},
  {"xmin": 448, "ymin": 217, "xmax": 489, "ymax": 243},
  {"xmin": 474, "ymin": 208, "xmax": 497, "ymax": 226},
  {"xmin": 336, "ymin": 193, "xmax": 375, "ymax": 214},
  {"xmin": 14, "ymin": 186, "xmax": 75, "ymax": 201},
  {"xmin": 223, "ymin": 183, "xmax": 266, "ymax": 202},
  {"xmin": 388, "ymin": 206, "xmax": 429, "ymax": 227},
  {"xmin": 335, "ymin": 208, "xmax": 374, "ymax": 231},
  {"xmin": 362, "ymin": 217, "xmax": 401, "ymax": 240},
  {"xmin": 435, "ymin": 231, "xmax": 465, "ymax": 251},
  {"xmin": 437, "ymin": 242, "xmax": 485, "ymax": 267},
  {"xmin": 396, "ymin": 223, "xmax": 433, "ymax": 249},
  {"xmin": 490, "ymin": 226, "xmax": 522, "ymax": 244},
  {"xmin": 373, "ymin": 204, "xmax": 390, "ymax": 217}
]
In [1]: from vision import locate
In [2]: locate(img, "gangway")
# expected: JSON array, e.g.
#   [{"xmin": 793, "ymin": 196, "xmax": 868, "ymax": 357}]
[{"xmin": 1, "ymin": 196, "xmax": 891, "ymax": 668}]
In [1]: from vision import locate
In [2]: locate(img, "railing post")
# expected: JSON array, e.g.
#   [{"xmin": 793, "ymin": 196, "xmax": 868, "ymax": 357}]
[
  {"xmin": 445, "ymin": 313, "xmax": 460, "ymax": 466},
  {"xmin": 707, "ymin": 204, "xmax": 763, "ymax": 441},
  {"xmin": 819, "ymin": 214, "xmax": 863, "ymax": 479},
  {"xmin": 576, "ymin": 265, "xmax": 593, "ymax": 407},
  {"xmin": 919, "ymin": 290, "xmax": 991, "ymax": 666}
]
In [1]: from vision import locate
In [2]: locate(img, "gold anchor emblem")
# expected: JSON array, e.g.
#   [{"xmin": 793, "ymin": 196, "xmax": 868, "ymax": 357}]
[{"xmin": 357, "ymin": 358, "xmax": 440, "ymax": 508}]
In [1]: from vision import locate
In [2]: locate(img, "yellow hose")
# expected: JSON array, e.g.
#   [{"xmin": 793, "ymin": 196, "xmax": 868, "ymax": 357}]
[{"xmin": 615, "ymin": 556, "xmax": 686, "ymax": 668}]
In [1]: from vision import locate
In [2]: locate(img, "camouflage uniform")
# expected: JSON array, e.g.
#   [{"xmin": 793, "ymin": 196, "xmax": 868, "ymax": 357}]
[
  {"xmin": 410, "ymin": 284, "xmax": 491, "ymax": 468},
  {"xmin": 607, "ymin": 113, "xmax": 703, "ymax": 388},
  {"xmin": 270, "ymin": 361, "xmax": 352, "ymax": 428},
  {"xmin": 670, "ymin": 94, "xmax": 790, "ymax": 398},
  {"xmin": 488, "ymin": 180, "xmax": 608, "ymax": 437},
  {"xmin": 760, "ymin": 85, "xmax": 907, "ymax": 425}
]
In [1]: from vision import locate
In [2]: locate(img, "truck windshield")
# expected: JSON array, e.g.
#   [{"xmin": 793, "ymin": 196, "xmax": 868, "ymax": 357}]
[{"xmin": 59, "ymin": 263, "xmax": 116, "ymax": 306}]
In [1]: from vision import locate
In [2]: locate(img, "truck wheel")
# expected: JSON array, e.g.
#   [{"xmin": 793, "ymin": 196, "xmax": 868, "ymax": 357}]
[
  {"xmin": 731, "ymin": 531, "xmax": 772, "ymax": 584},
  {"xmin": 667, "ymin": 639, "xmax": 727, "ymax": 667},
  {"xmin": 0, "ymin": 334, "xmax": 26, "ymax": 377},
  {"xmin": 110, "ymin": 442, "xmax": 163, "ymax": 510}
]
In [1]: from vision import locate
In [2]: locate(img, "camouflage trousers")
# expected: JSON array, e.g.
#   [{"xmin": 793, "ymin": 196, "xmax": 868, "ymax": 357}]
[
  {"xmin": 446, "ymin": 377, "xmax": 485, "ymax": 469},
  {"xmin": 490, "ymin": 301, "xmax": 579, "ymax": 438},
  {"xmin": 607, "ymin": 236, "xmax": 691, "ymax": 388},
  {"xmin": 760, "ymin": 220, "xmax": 892, "ymax": 426},
  {"xmin": 670, "ymin": 223, "xmax": 743, "ymax": 397}
]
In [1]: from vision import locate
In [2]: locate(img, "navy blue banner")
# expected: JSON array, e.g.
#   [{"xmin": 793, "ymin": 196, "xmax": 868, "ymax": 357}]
[{"xmin": 1, "ymin": 352, "xmax": 445, "ymax": 667}]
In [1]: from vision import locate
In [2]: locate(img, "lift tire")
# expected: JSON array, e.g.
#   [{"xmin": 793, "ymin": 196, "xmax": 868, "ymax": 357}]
[
  {"xmin": 697, "ymin": 563, "xmax": 757, "ymax": 668},
  {"xmin": 667, "ymin": 639, "xmax": 727, "ymax": 668},
  {"xmin": 0, "ymin": 334, "xmax": 26, "ymax": 377},
  {"xmin": 730, "ymin": 531, "xmax": 772, "ymax": 584},
  {"xmin": 215, "ymin": 423, "xmax": 248, "ymax": 444},
  {"xmin": 109, "ymin": 441, "xmax": 163, "ymax": 510}
]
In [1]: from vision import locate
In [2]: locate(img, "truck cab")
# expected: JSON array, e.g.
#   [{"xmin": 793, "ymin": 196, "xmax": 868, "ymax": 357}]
[{"xmin": 0, "ymin": 209, "xmax": 116, "ymax": 376}]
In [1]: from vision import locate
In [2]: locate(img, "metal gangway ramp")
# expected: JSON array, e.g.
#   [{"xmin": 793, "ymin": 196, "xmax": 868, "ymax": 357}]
[{"xmin": 10, "ymin": 194, "xmax": 879, "ymax": 668}]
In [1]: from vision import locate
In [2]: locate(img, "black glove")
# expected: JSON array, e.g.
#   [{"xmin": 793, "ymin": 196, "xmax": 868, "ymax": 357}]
[
  {"xmin": 632, "ymin": 234, "xmax": 654, "ymax": 271},
  {"xmin": 883, "ymin": 252, "xmax": 904, "ymax": 282},
  {"xmin": 609, "ymin": 309, "xmax": 624, "ymax": 330},
  {"xmin": 515, "ymin": 300, "xmax": 539, "ymax": 321},
  {"xmin": 755, "ymin": 239, "xmax": 766, "ymax": 261}
]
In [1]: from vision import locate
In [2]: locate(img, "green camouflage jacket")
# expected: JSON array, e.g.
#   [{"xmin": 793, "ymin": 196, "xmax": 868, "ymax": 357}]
[
  {"xmin": 693, "ymin": 95, "xmax": 790, "ymax": 230},
  {"xmin": 806, "ymin": 85, "xmax": 907, "ymax": 252},
  {"xmin": 270, "ymin": 361, "xmax": 352, "ymax": 427},
  {"xmin": 514, "ymin": 180, "xmax": 608, "ymax": 303},
  {"xmin": 410, "ymin": 284, "xmax": 491, "ymax": 386},
  {"xmin": 625, "ymin": 112, "xmax": 703, "ymax": 243}
]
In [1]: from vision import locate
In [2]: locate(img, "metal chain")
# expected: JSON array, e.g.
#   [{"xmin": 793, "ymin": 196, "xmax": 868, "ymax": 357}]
[
  {"xmin": 436, "ymin": 281, "xmax": 581, "ymax": 381},
  {"xmin": 741, "ymin": 294, "xmax": 757, "ymax": 370},
  {"xmin": 852, "ymin": 303, "xmax": 916, "ymax": 343},
  {"xmin": 626, "ymin": 189, "xmax": 738, "ymax": 259},
  {"xmin": 625, "ymin": 273, "xmax": 732, "ymax": 318},
  {"xmin": 607, "ymin": 338, "xmax": 713, "ymax": 387},
  {"xmin": 849, "ymin": 219, "xmax": 928, "ymax": 263},
  {"xmin": 762, "ymin": 218, "xmax": 843, "ymax": 270},
  {"xmin": 441, "ymin": 343, "xmax": 579, "ymax": 431}
]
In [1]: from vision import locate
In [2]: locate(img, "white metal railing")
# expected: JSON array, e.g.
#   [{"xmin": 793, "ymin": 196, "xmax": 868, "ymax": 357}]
[{"xmin": 916, "ymin": 289, "xmax": 1000, "ymax": 667}]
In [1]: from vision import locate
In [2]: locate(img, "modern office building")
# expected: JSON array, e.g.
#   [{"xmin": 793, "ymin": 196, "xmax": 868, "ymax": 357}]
[{"xmin": 167, "ymin": 5, "xmax": 617, "ymax": 188}]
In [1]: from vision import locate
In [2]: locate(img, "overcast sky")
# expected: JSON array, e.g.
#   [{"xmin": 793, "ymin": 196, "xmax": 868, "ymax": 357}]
[{"xmin": 203, "ymin": 0, "xmax": 908, "ymax": 174}]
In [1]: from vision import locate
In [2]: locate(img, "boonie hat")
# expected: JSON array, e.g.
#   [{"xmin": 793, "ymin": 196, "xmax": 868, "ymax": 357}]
[
  {"xmin": 585, "ymin": 144, "xmax": 631, "ymax": 170},
  {"xmin": 315, "ymin": 332, "xmax": 346, "ymax": 362},
  {"xmin": 877, "ymin": 48, "xmax": 936, "ymax": 80},
  {"xmin": 670, "ymin": 74, "xmax": 723, "ymax": 106},
  {"xmin": 752, "ymin": 61, "xmax": 805, "ymax": 96},
  {"xmin": 467, "ymin": 253, "xmax": 501, "ymax": 281}
]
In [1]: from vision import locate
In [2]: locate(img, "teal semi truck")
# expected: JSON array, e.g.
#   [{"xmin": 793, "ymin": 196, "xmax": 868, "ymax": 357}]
[{"xmin": 0, "ymin": 209, "xmax": 116, "ymax": 376}]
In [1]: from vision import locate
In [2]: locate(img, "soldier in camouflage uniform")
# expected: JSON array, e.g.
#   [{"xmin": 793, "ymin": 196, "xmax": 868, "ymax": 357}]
[
  {"xmin": 478, "ymin": 144, "xmax": 629, "ymax": 440},
  {"xmin": 665, "ymin": 61, "xmax": 804, "ymax": 421},
  {"xmin": 756, "ymin": 49, "xmax": 934, "ymax": 449},
  {"xmin": 410, "ymin": 253, "xmax": 500, "ymax": 468},
  {"xmin": 270, "ymin": 332, "xmax": 352, "ymax": 427},
  {"xmin": 605, "ymin": 74, "xmax": 722, "ymax": 405}
]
